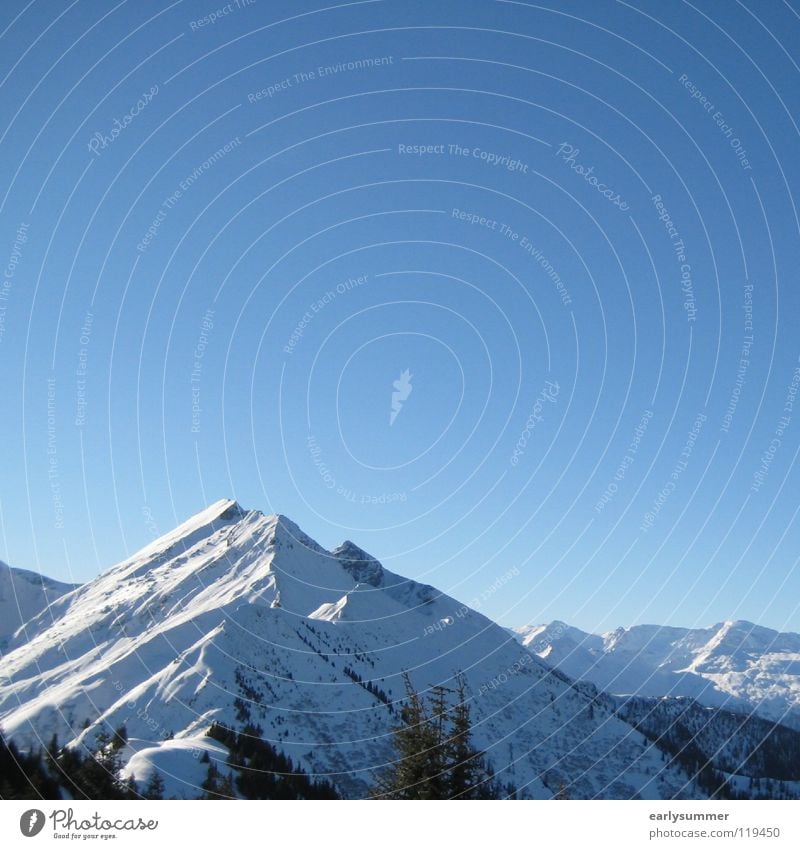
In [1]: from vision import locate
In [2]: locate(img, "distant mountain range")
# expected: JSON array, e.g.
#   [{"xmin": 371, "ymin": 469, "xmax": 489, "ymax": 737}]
[
  {"xmin": 0, "ymin": 560, "xmax": 78, "ymax": 650},
  {"xmin": 510, "ymin": 619, "xmax": 800, "ymax": 730},
  {"xmin": 1, "ymin": 499, "xmax": 799, "ymax": 800}
]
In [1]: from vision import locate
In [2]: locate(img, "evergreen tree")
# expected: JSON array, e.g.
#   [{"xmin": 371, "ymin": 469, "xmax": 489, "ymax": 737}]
[
  {"xmin": 554, "ymin": 780, "xmax": 570, "ymax": 799},
  {"xmin": 57, "ymin": 728, "xmax": 135, "ymax": 800},
  {"xmin": 0, "ymin": 729, "xmax": 61, "ymax": 799},
  {"xmin": 203, "ymin": 722, "xmax": 338, "ymax": 799},
  {"xmin": 142, "ymin": 769, "xmax": 165, "ymax": 799},
  {"xmin": 201, "ymin": 763, "xmax": 225, "ymax": 799},
  {"xmin": 1, "ymin": 726, "xmax": 137, "ymax": 800},
  {"xmin": 372, "ymin": 675, "xmax": 444, "ymax": 799},
  {"xmin": 373, "ymin": 673, "xmax": 502, "ymax": 799},
  {"xmin": 111, "ymin": 724, "xmax": 128, "ymax": 750},
  {"xmin": 446, "ymin": 675, "xmax": 499, "ymax": 799},
  {"xmin": 217, "ymin": 772, "xmax": 236, "ymax": 798}
]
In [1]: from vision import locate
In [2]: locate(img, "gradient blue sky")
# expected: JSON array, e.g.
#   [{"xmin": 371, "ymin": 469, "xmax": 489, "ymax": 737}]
[{"xmin": 1, "ymin": 0, "xmax": 799, "ymax": 634}]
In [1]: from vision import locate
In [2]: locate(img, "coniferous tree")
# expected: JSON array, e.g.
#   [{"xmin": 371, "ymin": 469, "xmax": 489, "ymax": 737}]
[
  {"xmin": 111, "ymin": 724, "xmax": 128, "ymax": 750},
  {"xmin": 142, "ymin": 769, "xmax": 165, "ymax": 799},
  {"xmin": 446, "ymin": 674, "xmax": 499, "ymax": 799},
  {"xmin": 203, "ymin": 722, "xmax": 338, "ymax": 799},
  {"xmin": 373, "ymin": 673, "xmax": 503, "ymax": 799},
  {"xmin": 0, "ymin": 730, "xmax": 61, "ymax": 799},
  {"xmin": 1, "ymin": 726, "xmax": 138, "ymax": 800},
  {"xmin": 201, "ymin": 763, "xmax": 224, "ymax": 799},
  {"xmin": 554, "ymin": 780, "xmax": 570, "ymax": 799},
  {"xmin": 372, "ymin": 675, "xmax": 443, "ymax": 799},
  {"xmin": 217, "ymin": 772, "xmax": 236, "ymax": 798},
  {"xmin": 56, "ymin": 728, "xmax": 136, "ymax": 800}
]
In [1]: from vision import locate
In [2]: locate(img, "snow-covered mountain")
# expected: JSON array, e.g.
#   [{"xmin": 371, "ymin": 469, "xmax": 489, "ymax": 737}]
[
  {"xmin": 610, "ymin": 695, "xmax": 800, "ymax": 800},
  {"xmin": 0, "ymin": 560, "xmax": 77, "ymax": 650},
  {"xmin": 0, "ymin": 499, "xmax": 704, "ymax": 800},
  {"xmin": 512, "ymin": 620, "xmax": 800, "ymax": 730}
]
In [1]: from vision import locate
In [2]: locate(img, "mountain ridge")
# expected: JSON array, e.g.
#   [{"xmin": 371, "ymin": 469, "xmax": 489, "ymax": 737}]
[
  {"xmin": 0, "ymin": 559, "xmax": 79, "ymax": 651},
  {"xmin": 0, "ymin": 499, "xmax": 708, "ymax": 800},
  {"xmin": 3, "ymin": 500, "xmax": 798, "ymax": 800},
  {"xmin": 512, "ymin": 619, "xmax": 800, "ymax": 730}
]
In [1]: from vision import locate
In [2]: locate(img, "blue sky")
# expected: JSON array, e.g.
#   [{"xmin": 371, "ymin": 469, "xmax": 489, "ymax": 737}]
[{"xmin": 1, "ymin": 0, "xmax": 800, "ymax": 634}]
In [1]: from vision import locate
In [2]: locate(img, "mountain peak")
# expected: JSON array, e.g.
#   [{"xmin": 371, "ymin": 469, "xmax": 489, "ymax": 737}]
[
  {"xmin": 0, "ymin": 560, "xmax": 79, "ymax": 648},
  {"xmin": 514, "ymin": 618, "xmax": 800, "ymax": 729},
  {"xmin": 215, "ymin": 498, "xmax": 246, "ymax": 520},
  {"xmin": 331, "ymin": 540, "xmax": 383, "ymax": 586},
  {"xmin": 332, "ymin": 539, "xmax": 375, "ymax": 561},
  {"xmin": 113, "ymin": 498, "xmax": 250, "ymax": 572},
  {"xmin": 2, "ymin": 503, "xmax": 778, "ymax": 800},
  {"xmin": 268, "ymin": 513, "xmax": 325, "ymax": 555}
]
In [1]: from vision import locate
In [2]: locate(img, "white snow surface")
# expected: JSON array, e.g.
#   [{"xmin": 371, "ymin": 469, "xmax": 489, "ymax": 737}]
[
  {"xmin": 121, "ymin": 736, "xmax": 233, "ymax": 800},
  {"xmin": 0, "ymin": 560, "xmax": 78, "ymax": 649},
  {"xmin": 512, "ymin": 619, "xmax": 800, "ymax": 729},
  {"xmin": 1, "ymin": 499, "xmax": 704, "ymax": 799}
]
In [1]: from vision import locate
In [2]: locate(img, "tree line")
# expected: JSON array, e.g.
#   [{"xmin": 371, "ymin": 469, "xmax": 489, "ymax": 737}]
[
  {"xmin": 3, "ymin": 672, "xmax": 511, "ymax": 800},
  {"xmin": 372, "ymin": 673, "xmax": 515, "ymax": 799},
  {"xmin": 0, "ymin": 725, "xmax": 162, "ymax": 800}
]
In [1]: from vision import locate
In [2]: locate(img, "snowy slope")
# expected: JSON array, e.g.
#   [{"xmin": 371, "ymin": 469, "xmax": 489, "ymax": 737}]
[
  {"xmin": 512, "ymin": 620, "xmax": 800, "ymax": 729},
  {"xmin": 611, "ymin": 696, "xmax": 800, "ymax": 787},
  {"xmin": 0, "ymin": 560, "xmax": 78, "ymax": 650},
  {"xmin": 0, "ymin": 499, "xmax": 703, "ymax": 800}
]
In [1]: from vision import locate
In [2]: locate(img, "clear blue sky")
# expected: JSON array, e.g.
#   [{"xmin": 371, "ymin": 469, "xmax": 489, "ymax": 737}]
[{"xmin": 1, "ymin": 0, "xmax": 799, "ymax": 634}]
